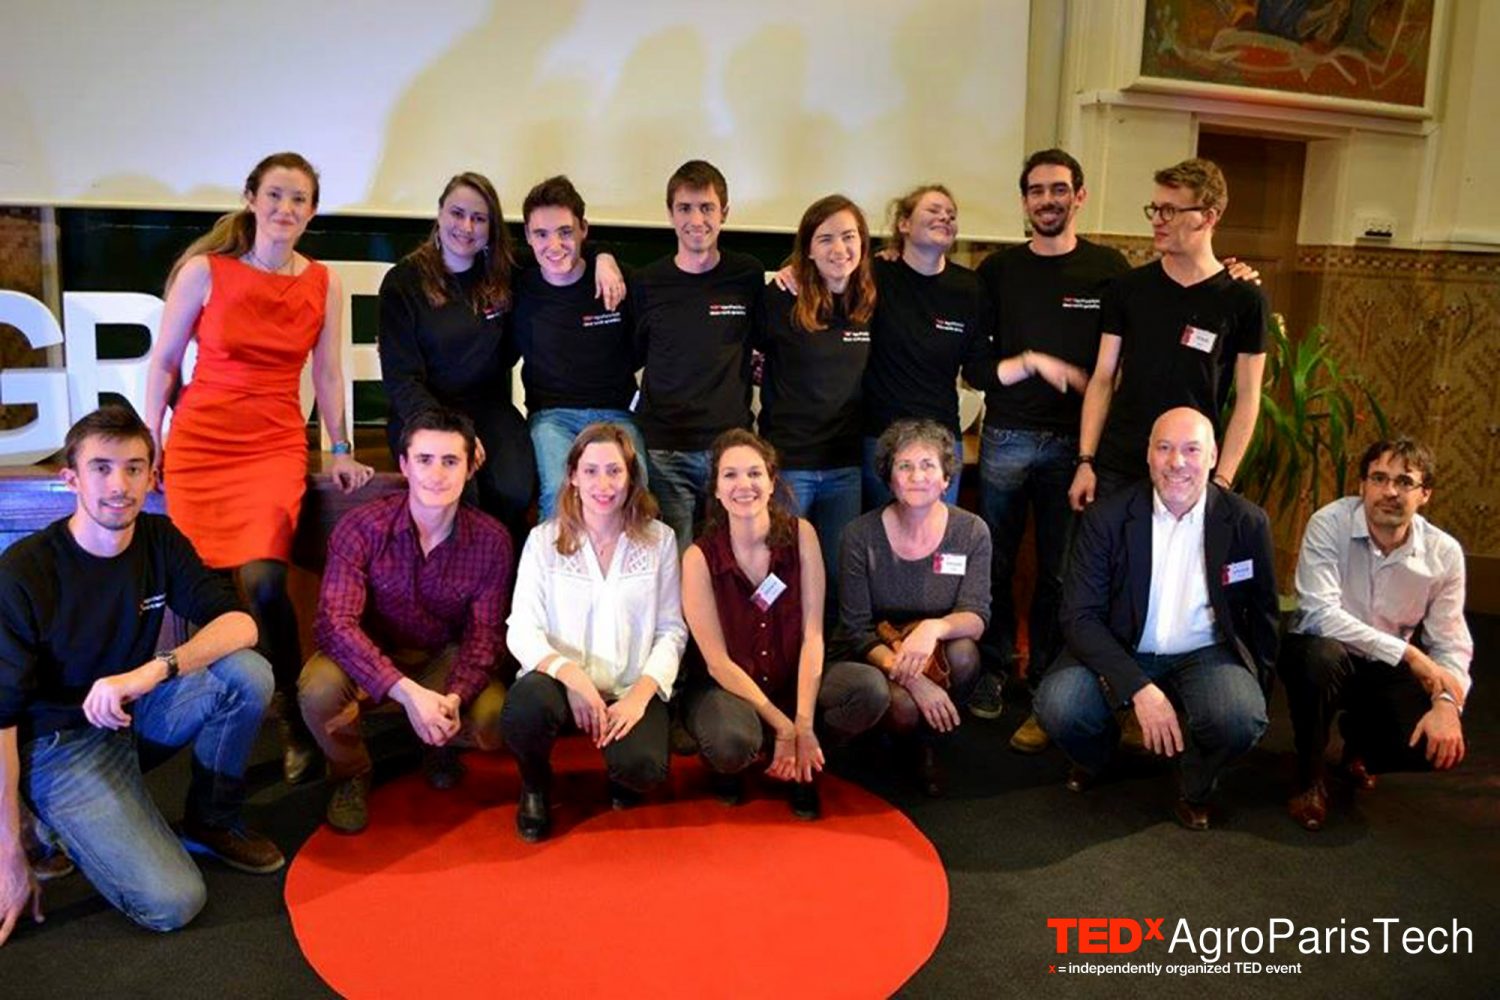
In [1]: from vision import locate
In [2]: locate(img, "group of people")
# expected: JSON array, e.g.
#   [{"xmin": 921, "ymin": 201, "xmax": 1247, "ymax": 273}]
[{"xmin": 0, "ymin": 147, "xmax": 1475, "ymax": 943}]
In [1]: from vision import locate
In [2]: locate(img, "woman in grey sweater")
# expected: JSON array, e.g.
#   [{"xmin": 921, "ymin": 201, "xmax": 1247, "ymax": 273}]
[{"xmin": 835, "ymin": 418, "xmax": 991, "ymax": 795}]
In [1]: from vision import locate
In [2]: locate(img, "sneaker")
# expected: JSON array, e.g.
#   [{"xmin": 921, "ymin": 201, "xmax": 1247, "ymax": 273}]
[
  {"xmin": 326, "ymin": 775, "xmax": 371, "ymax": 834},
  {"xmin": 789, "ymin": 782, "xmax": 821, "ymax": 821},
  {"xmin": 177, "ymin": 819, "xmax": 286, "ymax": 874},
  {"xmin": 423, "ymin": 747, "xmax": 466, "ymax": 791},
  {"xmin": 967, "ymin": 672, "xmax": 1005, "ymax": 720},
  {"xmin": 1009, "ymin": 712, "xmax": 1051, "ymax": 753}
]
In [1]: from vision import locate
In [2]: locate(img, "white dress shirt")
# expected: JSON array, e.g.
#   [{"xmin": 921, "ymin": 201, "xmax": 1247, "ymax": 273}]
[
  {"xmin": 1137, "ymin": 489, "xmax": 1219, "ymax": 655},
  {"xmin": 1291, "ymin": 496, "xmax": 1473, "ymax": 697},
  {"xmin": 507, "ymin": 519, "xmax": 688, "ymax": 700}
]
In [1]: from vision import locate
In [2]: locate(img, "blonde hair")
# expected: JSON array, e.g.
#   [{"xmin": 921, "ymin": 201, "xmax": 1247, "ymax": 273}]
[{"xmin": 886, "ymin": 183, "xmax": 955, "ymax": 257}]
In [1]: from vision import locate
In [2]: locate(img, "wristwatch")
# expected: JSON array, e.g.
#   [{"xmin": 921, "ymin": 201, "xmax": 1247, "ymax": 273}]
[
  {"xmin": 1075, "ymin": 454, "xmax": 1095, "ymax": 467},
  {"xmin": 156, "ymin": 648, "xmax": 180, "ymax": 682}
]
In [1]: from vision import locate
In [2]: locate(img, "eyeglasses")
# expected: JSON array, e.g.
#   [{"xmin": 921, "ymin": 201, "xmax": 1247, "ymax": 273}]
[
  {"xmin": 1364, "ymin": 471, "xmax": 1425, "ymax": 493},
  {"xmin": 1143, "ymin": 203, "xmax": 1207, "ymax": 223}
]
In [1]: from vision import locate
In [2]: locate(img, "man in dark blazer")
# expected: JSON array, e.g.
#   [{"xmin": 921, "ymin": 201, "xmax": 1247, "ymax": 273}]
[{"xmin": 1034, "ymin": 407, "xmax": 1278, "ymax": 829}]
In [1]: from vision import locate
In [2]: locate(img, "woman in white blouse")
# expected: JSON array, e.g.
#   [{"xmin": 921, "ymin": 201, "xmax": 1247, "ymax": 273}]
[{"xmin": 502, "ymin": 422, "xmax": 687, "ymax": 842}]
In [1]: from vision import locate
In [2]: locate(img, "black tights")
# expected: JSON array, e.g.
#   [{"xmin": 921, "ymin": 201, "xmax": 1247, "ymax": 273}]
[{"xmin": 234, "ymin": 559, "xmax": 306, "ymax": 736}]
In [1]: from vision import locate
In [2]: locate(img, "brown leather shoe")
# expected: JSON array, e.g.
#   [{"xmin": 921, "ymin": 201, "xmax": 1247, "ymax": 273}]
[
  {"xmin": 1064, "ymin": 764, "xmax": 1095, "ymax": 794},
  {"xmin": 1173, "ymin": 798, "xmax": 1211, "ymax": 831},
  {"xmin": 177, "ymin": 819, "xmax": 286, "ymax": 874},
  {"xmin": 1288, "ymin": 783, "xmax": 1328, "ymax": 831},
  {"xmin": 30, "ymin": 850, "xmax": 76, "ymax": 882},
  {"xmin": 1345, "ymin": 757, "xmax": 1378, "ymax": 791}
]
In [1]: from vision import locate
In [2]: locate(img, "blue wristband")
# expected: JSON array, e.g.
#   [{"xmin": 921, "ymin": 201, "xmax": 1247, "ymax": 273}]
[{"xmin": 331, "ymin": 441, "xmax": 352, "ymax": 455}]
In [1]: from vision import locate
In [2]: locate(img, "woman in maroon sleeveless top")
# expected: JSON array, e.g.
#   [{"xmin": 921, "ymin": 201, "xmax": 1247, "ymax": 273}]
[{"xmin": 681, "ymin": 429, "xmax": 887, "ymax": 818}]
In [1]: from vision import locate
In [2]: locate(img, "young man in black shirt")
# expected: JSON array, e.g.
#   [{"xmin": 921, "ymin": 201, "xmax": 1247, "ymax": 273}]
[
  {"xmin": 1068, "ymin": 157, "xmax": 1267, "ymax": 510},
  {"xmin": 633, "ymin": 160, "xmax": 763, "ymax": 551},
  {"xmin": 513, "ymin": 175, "xmax": 645, "ymax": 519},
  {"xmin": 960, "ymin": 150, "xmax": 1130, "ymax": 737},
  {"xmin": 1, "ymin": 407, "xmax": 281, "ymax": 944}
]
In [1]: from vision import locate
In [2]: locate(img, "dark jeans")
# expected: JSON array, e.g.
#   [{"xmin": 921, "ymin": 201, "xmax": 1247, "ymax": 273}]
[
  {"xmin": 978, "ymin": 426, "xmax": 1076, "ymax": 675},
  {"xmin": 20, "ymin": 649, "xmax": 273, "ymax": 931},
  {"xmin": 884, "ymin": 638, "xmax": 983, "ymax": 744},
  {"xmin": 683, "ymin": 660, "xmax": 890, "ymax": 774},
  {"xmin": 1034, "ymin": 643, "xmax": 1267, "ymax": 804},
  {"xmin": 500, "ymin": 672, "xmax": 670, "ymax": 795},
  {"xmin": 1278, "ymin": 633, "xmax": 1434, "ymax": 787}
]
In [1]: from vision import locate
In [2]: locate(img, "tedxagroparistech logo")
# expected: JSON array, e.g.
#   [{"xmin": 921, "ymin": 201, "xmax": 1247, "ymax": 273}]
[{"xmin": 1044, "ymin": 916, "xmax": 1473, "ymax": 978}]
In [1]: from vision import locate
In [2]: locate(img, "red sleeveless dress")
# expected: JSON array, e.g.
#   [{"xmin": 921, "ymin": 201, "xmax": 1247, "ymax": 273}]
[{"xmin": 164, "ymin": 254, "xmax": 328, "ymax": 568}]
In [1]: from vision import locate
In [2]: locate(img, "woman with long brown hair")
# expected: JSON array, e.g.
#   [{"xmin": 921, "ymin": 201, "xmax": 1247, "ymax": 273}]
[
  {"xmin": 681, "ymin": 429, "xmax": 887, "ymax": 818},
  {"xmin": 756, "ymin": 194, "xmax": 876, "ymax": 604},
  {"xmin": 145, "ymin": 151, "xmax": 373, "ymax": 784},
  {"xmin": 501, "ymin": 423, "xmax": 686, "ymax": 841}
]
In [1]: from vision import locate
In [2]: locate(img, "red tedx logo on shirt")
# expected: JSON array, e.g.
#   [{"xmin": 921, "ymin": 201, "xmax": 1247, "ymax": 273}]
[{"xmin": 1048, "ymin": 918, "xmax": 1167, "ymax": 953}]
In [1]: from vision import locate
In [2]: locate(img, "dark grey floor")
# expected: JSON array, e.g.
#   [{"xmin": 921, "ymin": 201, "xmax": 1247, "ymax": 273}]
[{"xmin": 5, "ymin": 615, "xmax": 1497, "ymax": 1000}]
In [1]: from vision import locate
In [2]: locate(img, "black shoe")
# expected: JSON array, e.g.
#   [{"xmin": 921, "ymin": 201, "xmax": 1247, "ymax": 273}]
[
  {"xmin": 1064, "ymin": 764, "xmax": 1095, "ymax": 794},
  {"xmin": 516, "ymin": 790, "xmax": 550, "ymax": 843},
  {"xmin": 423, "ymin": 747, "xmax": 466, "ymax": 791},
  {"xmin": 789, "ymin": 781, "xmax": 821, "ymax": 821},
  {"xmin": 710, "ymin": 771, "xmax": 745, "ymax": 806},
  {"xmin": 608, "ymin": 781, "xmax": 643, "ymax": 811}
]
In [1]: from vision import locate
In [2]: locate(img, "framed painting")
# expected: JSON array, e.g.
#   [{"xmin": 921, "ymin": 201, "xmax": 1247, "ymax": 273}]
[{"xmin": 1125, "ymin": 0, "xmax": 1447, "ymax": 118}]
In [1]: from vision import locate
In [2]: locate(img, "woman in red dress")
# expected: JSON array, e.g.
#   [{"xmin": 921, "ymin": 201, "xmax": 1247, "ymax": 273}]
[{"xmin": 145, "ymin": 152, "xmax": 373, "ymax": 782}]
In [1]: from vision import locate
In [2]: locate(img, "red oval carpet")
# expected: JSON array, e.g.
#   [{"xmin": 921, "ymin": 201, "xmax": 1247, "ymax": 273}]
[{"xmin": 286, "ymin": 736, "xmax": 947, "ymax": 998}]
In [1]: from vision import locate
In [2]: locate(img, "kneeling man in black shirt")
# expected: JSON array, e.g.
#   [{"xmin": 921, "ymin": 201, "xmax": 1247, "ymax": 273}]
[{"xmin": 1, "ymin": 406, "xmax": 280, "ymax": 944}]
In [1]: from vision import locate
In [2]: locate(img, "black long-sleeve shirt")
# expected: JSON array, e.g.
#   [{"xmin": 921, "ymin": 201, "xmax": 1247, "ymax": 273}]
[
  {"xmin": 864, "ymin": 257, "xmax": 993, "ymax": 436},
  {"xmin": 511, "ymin": 260, "xmax": 638, "ymax": 413},
  {"xmin": 377, "ymin": 258, "xmax": 514, "ymax": 430},
  {"xmin": 755, "ymin": 284, "xmax": 869, "ymax": 469},
  {"xmin": 632, "ymin": 251, "xmax": 764, "ymax": 451}
]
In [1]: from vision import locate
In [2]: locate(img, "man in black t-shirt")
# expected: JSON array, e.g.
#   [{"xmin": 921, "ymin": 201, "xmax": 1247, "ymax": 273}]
[
  {"xmin": 633, "ymin": 160, "xmax": 763, "ymax": 551},
  {"xmin": 1068, "ymin": 157, "xmax": 1267, "ymax": 510},
  {"xmin": 961, "ymin": 150, "xmax": 1130, "ymax": 736},
  {"xmin": 514, "ymin": 175, "xmax": 646, "ymax": 519},
  {"xmin": 0, "ymin": 407, "xmax": 281, "ymax": 944}
]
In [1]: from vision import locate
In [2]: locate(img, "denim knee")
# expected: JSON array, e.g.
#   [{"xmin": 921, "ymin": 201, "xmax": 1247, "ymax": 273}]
[
  {"xmin": 1033, "ymin": 669, "xmax": 1112, "ymax": 745},
  {"xmin": 213, "ymin": 648, "xmax": 274, "ymax": 714},
  {"xmin": 1197, "ymin": 700, "xmax": 1269, "ymax": 758},
  {"xmin": 130, "ymin": 873, "xmax": 208, "ymax": 933}
]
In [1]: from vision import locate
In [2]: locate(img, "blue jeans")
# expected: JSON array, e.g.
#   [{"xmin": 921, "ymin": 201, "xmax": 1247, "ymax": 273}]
[
  {"xmin": 861, "ymin": 434, "xmax": 964, "ymax": 510},
  {"xmin": 647, "ymin": 448, "xmax": 713, "ymax": 552},
  {"xmin": 1033, "ymin": 643, "xmax": 1267, "ymax": 804},
  {"xmin": 19, "ymin": 648, "xmax": 273, "ymax": 931},
  {"xmin": 529, "ymin": 408, "xmax": 645, "ymax": 520},
  {"xmin": 781, "ymin": 466, "xmax": 862, "ymax": 611},
  {"xmin": 979, "ymin": 427, "xmax": 1076, "ymax": 675}
]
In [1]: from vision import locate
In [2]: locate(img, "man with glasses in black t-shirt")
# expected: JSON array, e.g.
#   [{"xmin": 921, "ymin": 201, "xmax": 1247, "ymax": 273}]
[{"xmin": 1068, "ymin": 157, "xmax": 1267, "ymax": 513}]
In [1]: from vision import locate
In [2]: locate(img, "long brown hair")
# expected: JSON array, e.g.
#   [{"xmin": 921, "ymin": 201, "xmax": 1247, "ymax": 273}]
[
  {"xmin": 554, "ymin": 423, "xmax": 658, "ymax": 555},
  {"xmin": 886, "ymin": 183, "xmax": 955, "ymax": 258},
  {"xmin": 790, "ymin": 194, "xmax": 876, "ymax": 333},
  {"xmin": 406, "ymin": 172, "xmax": 515, "ymax": 316},
  {"xmin": 165, "ymin": 151, "xmax": 320, "ymax": 291},
  {"xmin": 699, "ymin": 429, "xmax": 797, "ymax": 548}
]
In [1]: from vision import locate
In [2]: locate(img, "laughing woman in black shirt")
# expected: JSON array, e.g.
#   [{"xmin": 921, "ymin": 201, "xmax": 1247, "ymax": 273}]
[
  {"xmin": 378, "ymin": 172, "xmax": 622, "ymax": 539},
  {"xmin": 861, "ymin": 185, "xmax": 994, "ymax": 508},
  {"xmin": 757, "ymin": 195, "xmax": 875, "ymax": 598}
]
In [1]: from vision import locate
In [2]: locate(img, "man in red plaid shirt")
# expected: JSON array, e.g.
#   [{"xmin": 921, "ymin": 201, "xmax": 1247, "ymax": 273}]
[{"xmin": 298, "ymin": 408, "xmax": 515, "ymax": 834}]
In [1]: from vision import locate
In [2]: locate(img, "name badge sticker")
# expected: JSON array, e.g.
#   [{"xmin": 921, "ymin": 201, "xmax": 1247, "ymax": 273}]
[
  {"xmin": 751, "ymin": 573, "xmax": 788, "ymax": 611},
  {"xmin": 1222, "ymin": 559, "xmax": 1254, "ymax": 585},
  {"xmin": 1181, "ymin": 325, "xmax": 1218, "ymax": 353},
  {"xmin": 934, "ymin": 553, "xmax": 968, "ymax": 576}
]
